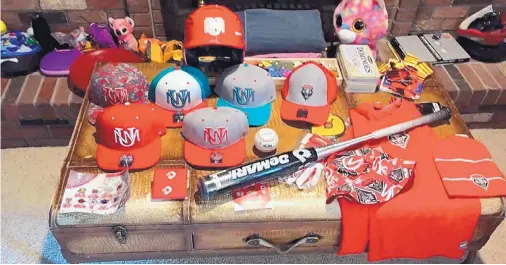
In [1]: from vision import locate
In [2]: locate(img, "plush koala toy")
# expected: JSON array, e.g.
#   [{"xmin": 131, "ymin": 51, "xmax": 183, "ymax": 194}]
[{"xmin": 108, "ymin": 16, "xmax": 138, "ymax": 52}]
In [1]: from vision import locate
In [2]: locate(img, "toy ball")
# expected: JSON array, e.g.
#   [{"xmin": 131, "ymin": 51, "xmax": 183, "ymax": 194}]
[
  {"xmin": 89, "ymin": 63, "xmax": 149, "ymax": 107},
  {"xmin": 254, "ymin": 128, "xmax": 279, "ymax": 153},
  {"xmin": 0, "ymin": 20, "xmax": 7, "ymax": 35}
]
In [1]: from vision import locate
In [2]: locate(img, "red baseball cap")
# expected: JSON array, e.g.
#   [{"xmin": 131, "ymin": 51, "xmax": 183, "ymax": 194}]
[
  {"xmin": 181, "ymin": 107, "xmax": 248, "ymax": 168},
  {"xmin": 95, "ymin": 102, "xmax": 167, "ymax": 171},
  {"xmin": 281, "ymin": 62, "xmax": 338, "ymax": 125},
  {"xmin": 184, "ymin": 5, "xmax": 245, "ymax": 50}
]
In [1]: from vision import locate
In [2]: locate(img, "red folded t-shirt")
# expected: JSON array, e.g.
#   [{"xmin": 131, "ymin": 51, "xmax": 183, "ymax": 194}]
[
  {"xmin": 334, "ymin": 99, "xmax": 480, "ymax": 261},
  {"xmin": 434, "ymin": 134, "xmax": 506, "ymax": 198}
]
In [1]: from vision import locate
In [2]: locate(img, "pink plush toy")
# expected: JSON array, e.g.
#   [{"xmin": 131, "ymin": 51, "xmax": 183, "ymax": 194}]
[
  {"xmin": 333, "ymin": 0, "xmax": 388, "ymax": 57},
  {"xmin": 108, "ymin": 16, "xmax": 138, "ymax": 52}
]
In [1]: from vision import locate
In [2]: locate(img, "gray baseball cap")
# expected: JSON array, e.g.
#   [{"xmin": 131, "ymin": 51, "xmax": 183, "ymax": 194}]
[
  {"xmin": 182, "ymin": 107, "xmax": 248, "ymax": 168},
  {"xmin": 280, "ymin": 62, "xmax": 337, "ymax": 125},
  {"xmin": 215, "ymin": 63, "xmax": 276, "ymax": 126}
]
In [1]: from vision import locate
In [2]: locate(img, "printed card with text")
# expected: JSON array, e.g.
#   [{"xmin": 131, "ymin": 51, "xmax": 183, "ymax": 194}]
[{"xmin": 232, "ymin": 183, "xmax": 273, "ymax": 212}]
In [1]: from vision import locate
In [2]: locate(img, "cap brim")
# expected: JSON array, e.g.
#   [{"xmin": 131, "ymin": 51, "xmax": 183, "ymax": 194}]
[
  {"xmin": 216, "ymin": 98, "xmax": 271, "ymax": 126},
  {"xmin": 280, "ymin": 99, "xmax": 330, "ymax": 126},
  {"xmin": 87, "ymin": 102, "xmax": 104, "ymax": 126},
  {"xmin": 160, "ymin": 100, "xmax": 209, "ymax": 128},
  {"xmin": 184, "ymin": 138, "xmax": 246, "ymax": 168},
  {"xmin": 96, "ymin": 137, "xmax": 161, "ymax": 171}
]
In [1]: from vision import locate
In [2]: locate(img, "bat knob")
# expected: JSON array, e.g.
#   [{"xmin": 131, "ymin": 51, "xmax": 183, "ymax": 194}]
[{"xmin": 440, "ymin": 107, "xmax": 452, "ymax": 121}]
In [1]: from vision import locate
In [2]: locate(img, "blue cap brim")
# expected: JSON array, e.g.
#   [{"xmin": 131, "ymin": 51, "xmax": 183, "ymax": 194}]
[{"xmin": 216, "ymin": 98, "xmax": 271, "ymax": 126}]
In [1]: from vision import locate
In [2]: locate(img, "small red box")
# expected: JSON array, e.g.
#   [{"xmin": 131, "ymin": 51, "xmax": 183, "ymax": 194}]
[{"xmin": 151, "ymin": 168, "xmax": 189, "ymax": 201}]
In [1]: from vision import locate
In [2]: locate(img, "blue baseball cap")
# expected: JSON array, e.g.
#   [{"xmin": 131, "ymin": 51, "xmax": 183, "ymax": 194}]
[{"xmin": 214, "ymin": 63, "xmax": 276, "ymax": 126}]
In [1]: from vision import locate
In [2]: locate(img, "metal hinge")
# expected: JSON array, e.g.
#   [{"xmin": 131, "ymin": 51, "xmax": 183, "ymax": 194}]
[{"xmin": 112, "ymin": 225, "xmax": 128, "ymax": 244}]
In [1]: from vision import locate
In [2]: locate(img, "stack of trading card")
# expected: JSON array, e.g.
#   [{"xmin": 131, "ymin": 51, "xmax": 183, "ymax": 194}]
[
  {"xmin": 377, "ymin": 53, "xmax": 433, "ymax": 100},
  {"xmin": 338, "ymin": 45, "xmax": 381, "ymax": 93},
  {"xmin": 378, "ymin": 64, "xmax": 423, "ymax": 100}
]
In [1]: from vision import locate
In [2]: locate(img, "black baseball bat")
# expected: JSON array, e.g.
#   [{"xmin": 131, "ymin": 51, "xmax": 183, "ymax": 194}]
[{"xmin": 198, "ymin": 108, "xmax": 452, "ymax": 200}]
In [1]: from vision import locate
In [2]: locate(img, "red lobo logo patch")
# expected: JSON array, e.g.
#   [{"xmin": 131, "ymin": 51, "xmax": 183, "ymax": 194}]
[{"xmin": 301, "ymin": 84, "xmax": 314, "ymax": 100}]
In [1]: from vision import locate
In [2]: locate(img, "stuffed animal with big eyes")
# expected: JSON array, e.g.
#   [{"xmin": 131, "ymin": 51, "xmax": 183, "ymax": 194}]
[
  {"xmin": 333, "ymin": 0, "xmax": 388, "ymax": 57},
  {"xmin": 108, "ymin": 16, "xmax": 138, "ymax": 52}
]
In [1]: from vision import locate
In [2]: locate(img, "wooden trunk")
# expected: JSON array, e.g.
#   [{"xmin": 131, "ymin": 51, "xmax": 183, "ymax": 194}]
[{"xmin": 49, "ymin": 61, "xmax": 505, "ymax": 263}]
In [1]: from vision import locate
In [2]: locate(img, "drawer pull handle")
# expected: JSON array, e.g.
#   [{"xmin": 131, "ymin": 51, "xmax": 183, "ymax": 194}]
[
  {"xmin": 112, "ymin": 226, "xmax": 128, "ymax": 244},
  {"xmin": 243, "ymin": 233, "xmax": 322, "ymax": 254}
]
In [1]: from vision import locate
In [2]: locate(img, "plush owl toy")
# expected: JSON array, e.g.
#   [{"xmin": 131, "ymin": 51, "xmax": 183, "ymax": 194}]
[{"xmin": 333, "ymin": 0, "xmax": 389, "ymax": 57}]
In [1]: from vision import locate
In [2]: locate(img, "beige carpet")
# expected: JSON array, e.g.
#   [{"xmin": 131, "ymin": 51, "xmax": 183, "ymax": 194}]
[{"xmin": 1, "ymin": 129, "xmax": 505, "ymax": 264}]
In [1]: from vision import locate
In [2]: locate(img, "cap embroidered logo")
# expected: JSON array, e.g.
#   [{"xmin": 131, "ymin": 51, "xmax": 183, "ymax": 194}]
[
  {"xmin": 103, "ymin": 87, "xmax": 129, "ymax": 105},
  {"xmin": 166, "ymin": 89, "xmax": 191, "ymax": 108},
  {"xmin": 210, "ymin": 152, "xmax": 224, "ymax": 164},
  {"xmin": 204, "ymin": 17, "xmax": 225, "ymax": 36},
  {"xmin": 301, "ymin": 84, "xmax": 314, "ymax": 100},
  {"xmin": 296, "ymin": 109, "xmax": 308, "ymax": 118},
  {"xmin": 471, "ymin": 174, "xmax": 489, "ymax": 191},
  {"xmin": 232, "ymin": 87, "xmax": 255, "ymax": 105},
  {"xmin": 113, "ymin": 127, "xmax": 140, "ymax": 147},
  {"xmin": 203, "ymin": 127, "xmax": 228, "ymax": 145}
]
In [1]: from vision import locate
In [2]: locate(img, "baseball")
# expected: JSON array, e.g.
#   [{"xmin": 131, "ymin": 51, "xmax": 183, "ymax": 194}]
[{"xmin": 254, "ymin": 128, "xmax": 279, "ymax": 153}]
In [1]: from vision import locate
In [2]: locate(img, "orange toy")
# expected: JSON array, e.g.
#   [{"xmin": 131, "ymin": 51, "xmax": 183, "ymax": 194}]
[{"xmin": 138, "ymin": 34, "xmax": 163, "ymax": 56}]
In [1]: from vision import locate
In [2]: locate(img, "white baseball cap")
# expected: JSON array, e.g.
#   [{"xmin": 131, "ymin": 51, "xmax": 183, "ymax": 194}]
[
  {"xmin": 182, "ymin": 107, "xmax": 249, "ymax": 168},
  {"xmin": 215, "ymin": 63, "xmax": 276, "ymax": 126},
  {"xmin": 149, "ymin": 66, "xmax": 211, "ymax": 127}
]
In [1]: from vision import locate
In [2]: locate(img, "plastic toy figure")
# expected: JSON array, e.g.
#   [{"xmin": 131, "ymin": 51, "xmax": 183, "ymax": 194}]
[
  {"xmin": 0, "ymin": 20, "xmax": 7, "ymax": 35},
  {"xmin": 90, "ymin": 23, "xmax": 117, "ymax": 48},
  {"xmin": 333, "ymin": 0, "xmax": 389, "ymax": 57}
]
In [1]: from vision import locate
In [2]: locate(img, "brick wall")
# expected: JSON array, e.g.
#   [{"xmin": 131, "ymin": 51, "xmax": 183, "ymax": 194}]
[
  {"xmin": 1, "ymin": 74, "xmax": 80, "ymax": 148},
  {"xmin": 3, "ymin": 0, "xmax": 504, "ymax": 40},
  {"xmin": 1, "ymin": 0, "xmax": 164, "ymax": 39}
]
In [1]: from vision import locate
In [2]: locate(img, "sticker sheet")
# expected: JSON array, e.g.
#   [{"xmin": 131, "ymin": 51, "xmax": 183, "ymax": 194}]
[{"xmin": 60, "ymin": 169, "xmax": 130, "ymax": 215}]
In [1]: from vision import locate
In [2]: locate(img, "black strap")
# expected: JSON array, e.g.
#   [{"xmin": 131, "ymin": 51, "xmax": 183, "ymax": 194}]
[{"xmin": 122, "ymin": 0, "xmax": 130, "ymax": 17}]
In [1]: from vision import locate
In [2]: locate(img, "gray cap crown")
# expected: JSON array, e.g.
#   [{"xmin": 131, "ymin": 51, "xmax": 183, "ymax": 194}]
[
  {"xmin": 182, "ymin": 107, "xmax": 248, "ymax": 149},
  {"xmin": 285, "ymin": 63, "xmax": 328, "ymax": 107},
  {"xmin": 215, "ymin": 63, "xmax": 276, "ymax": 108}
]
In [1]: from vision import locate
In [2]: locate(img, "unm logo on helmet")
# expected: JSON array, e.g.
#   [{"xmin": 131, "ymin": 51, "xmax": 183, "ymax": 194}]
[
  {"xmin": 204, "ymin": 17, "xmax": 225, "ymax": 37},
  {"xmin": 301, "ymin": 84, "xmax": 313, "ymax": 100},
  {"xmin": 166, "ymin": 89, "xmax": 191, "ymax": 108},
  {"xmin": 233, "ymin": 87, "xmax": 255, "ymax": 105},
  {"xmin": 203, "ymin": 127, "xmax": 228, "ymax": 145},
  {"xmin": 113, "ymin": 127, "xmax": 140, "ymax": 147}
]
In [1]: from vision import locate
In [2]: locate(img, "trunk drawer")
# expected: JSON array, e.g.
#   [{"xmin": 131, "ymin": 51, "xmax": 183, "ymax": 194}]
[
  {"xmin": 193, "ymin": 222, "xmax": 339, "ymax": 251},
  {"xmin": 55, "ymin": 228, "xmax": 188, "ymax": 254}
]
